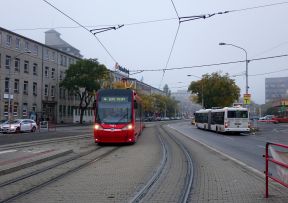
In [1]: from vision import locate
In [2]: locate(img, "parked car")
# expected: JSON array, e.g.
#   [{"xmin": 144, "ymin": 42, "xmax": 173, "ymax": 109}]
[
  {"xmin": 0, "ymin": 119, "xmax": 38, "ymax": 133},
  {"xmin": 0, "ymin": 120, "xmax": 8, "ymax": 133},
  {"xmin": 0, "ymin": 119, "xmax": 7, "ymax": 124},
  {"xmin": 191, "ymin": 117, "xmax": 195, "ymax": 125},
  {"xmin": 258, "ymin": 115, "xmax": 278, "ymax": 124}
]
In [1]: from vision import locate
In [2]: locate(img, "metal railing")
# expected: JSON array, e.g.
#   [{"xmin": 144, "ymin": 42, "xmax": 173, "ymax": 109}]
[{"xmin": 264, "ymin": 142, "xmax": 288, "ymax": 198}]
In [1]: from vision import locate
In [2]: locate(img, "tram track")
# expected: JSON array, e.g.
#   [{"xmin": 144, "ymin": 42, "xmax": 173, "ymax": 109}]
[
  {"xmin": 130, "ymin": 124, "xmax": 194, "ymax": 203},
  {"xmin": 0, "ymin": 134, "xmax": 91, "ymax": 151},
  {"xmin": 0, "ymin": 146, "xmax": 120, "ymax": 203}
]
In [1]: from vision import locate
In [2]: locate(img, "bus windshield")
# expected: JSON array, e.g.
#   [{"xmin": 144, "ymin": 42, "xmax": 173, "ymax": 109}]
[
  {"xmin": 227, "ymin": 110, "xmax": 248, "ymax": 118},
  {"xmin": 97, "ymin": 102, "xmax": 131, "ymax": 124}
]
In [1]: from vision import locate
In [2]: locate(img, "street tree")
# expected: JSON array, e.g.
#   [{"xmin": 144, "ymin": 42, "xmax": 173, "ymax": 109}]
[
  {"xmin": 188, "ymin": 72, "xmax": 240, "ymax": 108},
  {"xmin": 60, "ymin": 59, "xmax": 109, "ymax": 123}
]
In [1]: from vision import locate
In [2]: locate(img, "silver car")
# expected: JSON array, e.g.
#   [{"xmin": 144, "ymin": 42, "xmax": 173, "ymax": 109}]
[{"xmin": 0, "ymin": 119, "xmax": 37, "ymax": 133}]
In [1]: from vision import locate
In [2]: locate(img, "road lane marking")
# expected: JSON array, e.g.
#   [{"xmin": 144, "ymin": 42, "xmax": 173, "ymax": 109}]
[
  {"xmin": 0, "ymin": 149, "xmax": 17, "ymax": 155},
  {"xmin": 257, "ymin": 145, "xmax": 265, "ymax": 149}
]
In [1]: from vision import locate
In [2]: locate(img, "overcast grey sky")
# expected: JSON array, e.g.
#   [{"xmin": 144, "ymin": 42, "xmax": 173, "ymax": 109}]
[{"xmin": 1, "ymin": 0, "xmax": 288, "ymax": 104}]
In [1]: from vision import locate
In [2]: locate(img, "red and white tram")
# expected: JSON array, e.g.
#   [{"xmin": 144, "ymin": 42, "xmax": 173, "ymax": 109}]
[{"xmin": 93, "ymin": 89, "xmax": 144, "ymax": 144}]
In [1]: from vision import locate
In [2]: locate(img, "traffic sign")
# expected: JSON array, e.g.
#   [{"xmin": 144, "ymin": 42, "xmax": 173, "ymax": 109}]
[{"xmin": 243, "ymin": 94, "xmax": 251, "ymax": 105}]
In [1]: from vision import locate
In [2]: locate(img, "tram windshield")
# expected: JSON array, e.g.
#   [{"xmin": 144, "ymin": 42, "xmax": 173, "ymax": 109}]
[{"xmin": 97, "ymin": 102, "xmax": 132, "ymax": 124}]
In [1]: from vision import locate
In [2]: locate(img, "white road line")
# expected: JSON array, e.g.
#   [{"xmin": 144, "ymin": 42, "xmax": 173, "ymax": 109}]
[
  {"xmin": 0, "ymin": 149, "xmax": 17, "ymax": 155},
  {"xmin": 257, "ymin": 145, "xmax": 265, "ymax": 149}
]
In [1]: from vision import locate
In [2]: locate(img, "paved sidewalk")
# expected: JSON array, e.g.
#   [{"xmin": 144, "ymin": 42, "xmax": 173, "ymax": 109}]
[{"xmin": 168, "ymin": 126, "xmax": 288, "ymax": 203}]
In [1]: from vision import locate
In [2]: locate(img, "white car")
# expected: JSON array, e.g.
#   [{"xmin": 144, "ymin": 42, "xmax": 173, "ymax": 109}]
[{"xmin": 0, "ymin": 119, "xmax": 38, "ymax": 133}]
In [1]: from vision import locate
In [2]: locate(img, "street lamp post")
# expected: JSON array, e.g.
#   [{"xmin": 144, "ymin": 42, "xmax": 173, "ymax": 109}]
[
  {"xmin": 219, "ymin": 42, "xmax": 249, "ymax": 94},
  {"xmin": 187, "ymin": 74, "xmax": 204, "ymax": 108},
  {"xmin": 8, "ymin": 51, "xmax": 31, "ymax": 121}
]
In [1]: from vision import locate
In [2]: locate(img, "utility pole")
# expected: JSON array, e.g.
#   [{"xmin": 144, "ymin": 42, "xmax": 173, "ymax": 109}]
[{"xmin": 8, "ymin": 51, "xmax": 31, "ymax": 121}]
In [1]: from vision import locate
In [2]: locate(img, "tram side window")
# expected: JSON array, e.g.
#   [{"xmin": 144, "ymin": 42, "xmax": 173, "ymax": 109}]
[{"xmin": 135, "ymin": 101, "xmax": 142, "ymax": 122}]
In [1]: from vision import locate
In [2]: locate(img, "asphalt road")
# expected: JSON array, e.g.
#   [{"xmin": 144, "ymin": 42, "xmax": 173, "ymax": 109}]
[
  {"xmin": 168, "ymin": 121, "xmax": 288, "ymax": 173},
  {"xmin": 0, "ymin": 125, "xmax": 94, "ymax": 146}
]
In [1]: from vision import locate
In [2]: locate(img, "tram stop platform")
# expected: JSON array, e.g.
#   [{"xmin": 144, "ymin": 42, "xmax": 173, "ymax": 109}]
[{"xmin": 0, "ymin": 147, "xmax": 73, "ymax": 175}]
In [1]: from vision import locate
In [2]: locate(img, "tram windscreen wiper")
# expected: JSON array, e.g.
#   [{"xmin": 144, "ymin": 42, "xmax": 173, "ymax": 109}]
[{"xmin": 116, "ymin": 112, "xmax": 129, "ymax": 123}]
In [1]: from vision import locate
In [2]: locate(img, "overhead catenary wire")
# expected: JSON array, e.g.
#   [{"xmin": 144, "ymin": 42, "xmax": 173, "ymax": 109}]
[
  {"xmin": 229, "ymin": 1, "xmax": 288, "ymax": 12},
  {"xmin": 159, "ymin": 0, "xmax": 182, "ymax": 89},
  {"xmin": 159, "ymin": 23, "xmax": 181, "ymax": 88},
  {"xmin": 11, "ymin": 0, "xmax": 287, "ymax": 33},
  {"xmin": 170, "ymin": 0, "xmax": 181, "ymax": 19},
  {"xmin": 14, "ymin": 1, "xmax": 288, "ymax": 32},
  {"xmin": 130, "ymin": 53, "xmax": 288, "ymax": 73},
  {"xmin": 38, "ymin": 0, "xmax": 288, "ymax": 83},
  {"xmin": 42, "ymin": 0, "xmax": 117, "ymax": 63},
  {"xmin": 90, "ymin": 25, "xmax": 124, "ymax": 35}
]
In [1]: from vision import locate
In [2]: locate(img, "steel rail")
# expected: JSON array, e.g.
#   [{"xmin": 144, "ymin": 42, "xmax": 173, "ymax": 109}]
[
  {"xmin": 0, "ymin": 147, "xmax": 101, "ymax": 188},
  {"xmin": 129, "ymin": 127, "xmax": 168, "ymax": 203},
  {"xmin": 0, "ymin": 147, "xmax": 120, "ymax": 203},
  {"xmin": 0, "ymin": 134, "xmax": 91, "ymax": 151},
  {"xmin": 160, "ymin": 125, "xmax": 194, "ymax": 203}
]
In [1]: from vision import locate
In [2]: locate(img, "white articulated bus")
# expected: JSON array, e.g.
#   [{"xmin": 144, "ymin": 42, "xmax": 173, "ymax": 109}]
[{"xmin": 195, "ymin": 106, "xmax": 250, "ymax": 134}]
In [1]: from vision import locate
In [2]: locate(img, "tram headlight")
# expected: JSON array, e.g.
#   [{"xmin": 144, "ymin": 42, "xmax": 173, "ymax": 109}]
[
  {"xmin": 122, "ymin": 124, "xmax": 133, "ymax": 130},
  {"xmin": 94, "ymin": 124, "xmax": 103, "ymax": 130}
]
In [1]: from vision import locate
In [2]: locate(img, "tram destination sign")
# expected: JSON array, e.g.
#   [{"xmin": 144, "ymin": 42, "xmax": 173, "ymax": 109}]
[{"xmin": 101, "ymin": 96, "xmax": 128, "ymax": 103}]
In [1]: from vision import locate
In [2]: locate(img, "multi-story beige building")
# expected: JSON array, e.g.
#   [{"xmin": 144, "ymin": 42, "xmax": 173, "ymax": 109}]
[
  {"xmin": 0, "ymin": 27, "xmax": 82, "ymax": 123},
  {"xmin": 0, "ymin": 27, "xmax": 164, "ymax": 123}
]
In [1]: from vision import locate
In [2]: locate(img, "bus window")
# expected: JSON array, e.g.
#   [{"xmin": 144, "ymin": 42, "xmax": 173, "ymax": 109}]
[{"xmin": 228, "ymin": 111, "xmax": 248, "ymax": 118}]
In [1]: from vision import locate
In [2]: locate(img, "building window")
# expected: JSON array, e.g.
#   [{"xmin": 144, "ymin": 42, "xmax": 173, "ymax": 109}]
[
  {"xmin": 14, "ymin": 58, "xmax": 20, "ymax": 72},
  {"xmin": 13, "ymin": 102, "xmax": 18, "ymax": 117},
  {"xmin": 24, "ymin": 61, "xmax": 29, "ymax": 73},
  {"xmin": 32, "ymin": 103, "xmax": 37, "ymax": 112},
  {"xmin": 22, "ymin": 103, "xmax": 28, "ymax": 117},
  {"xmin": 33, "ymin": 82, "xmax": 37, "ymax": 96},
  {"xmin": 5, "ymin": 55, "xmax": 11, "ymax": 69},
  {"xmin": 51, "ymin": 85, "xmax": 55, "ymax": 97},
  {"xmin": 14, "ymin": 79, "xmax": 19, "ymax": 93},
  {"xmin": 67, "ymin": 106, "xmax": 71, "ymax": 116},
  {"xmin": 63, "ymin": 56, "xmax": 67, "ymax": 66},
  {"xmin": 44, "ymin": 84, "xmax": 49, "ymax": 96},
  {"xmin": 51, "ymin": 51, "xmax": 55, "ymax": 61},
  {"xmin": 44, "ymin": 49, "xmax": 49, "ymax": 59},
  {"xmin": 45, "ymin": 66, "xmax": 49, "ymax": 77},
  {"xmin": 51, "ymin": 68, "xmax": 55, "ymax": 79},
  {"xmin": 68, "ymin": 58, "xmax": 74, "ymax": 66},
  {"xmin": 63, "ymin": 105, "xmax": 66, "ymax": 116},
  {"xmin": 60, "ymin": 71, "xmax": 64, "ymax": 80},
  {"xmin": 4, "ymin": 102, "xmax": 9, "ymax": 117},
  {"xmin": 16, "ymin": 38, "xmax": 21, "ymax": 49},
  {"xmin": 60, "ymin": 87, "xmax": 66, "ymax": 99},
  {"xmin": 6, "ymin": 35, "xmax": 12, "ymax": 47},
  {"xmin": 24, "ymin": 41, "xmax": 29, "ymax": 51},
  {"xmin": 59, "ymin": 105, "xmax": 63, "ymax": 117},
  {"xmin": 33, "ymin": 63, "xmax": 38, "ymax": 75},
  {"xmin": 33, "ymin": 44, "xmax": 38, "ymax": 55},
  {"xmin": 60, "ymin": 55, "xmax": 64, "ymax": 65},
  {"xmin": 23, "ymin": 81, "xmax": 28, "ymax": 95},
  {"xmin": 5, "ymin": 78, "xmax": 9, "ymax": 93}
]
